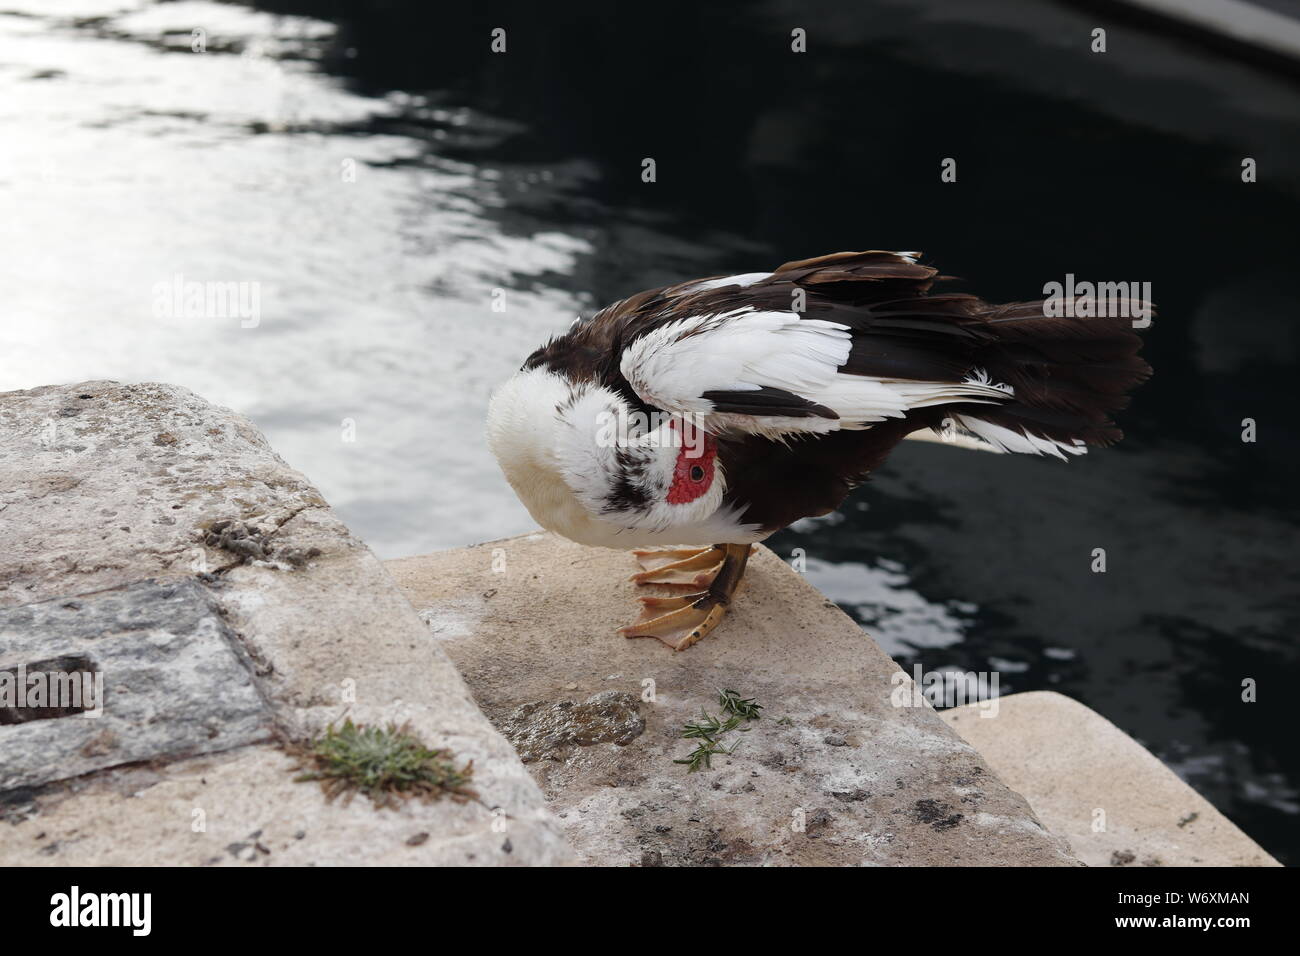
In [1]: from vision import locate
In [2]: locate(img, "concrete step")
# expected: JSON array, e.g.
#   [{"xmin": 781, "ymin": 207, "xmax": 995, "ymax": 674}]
[
  {"xmin": 941, "ymin": 691, "xmax": 1280, "ymax": 867},
  {"xmin": 0, "ymin": 381, "xmax": 572, "ymax": 866},
  {"xmin": 386, "ymin": 534, "xmax": 1080, "ymax": 866}
]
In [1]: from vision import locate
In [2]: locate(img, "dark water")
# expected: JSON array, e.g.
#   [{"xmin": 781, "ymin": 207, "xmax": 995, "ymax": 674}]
[{"xmin": 3, "ymin": 0, "xmax": 1297, "ymax": 862}]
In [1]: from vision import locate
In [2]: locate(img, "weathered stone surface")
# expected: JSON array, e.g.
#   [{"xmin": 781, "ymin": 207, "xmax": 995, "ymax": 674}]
[
  {"xmin": 387, "ymin": 532, "xmax": 1079, "ymax": 866},
  {"xmin": 0, "ymin": 579, "xmax": 270, "ymax": 791},
  {"xmin": 0, "ymin": 381, "xmax": 573, "ymax": 866},
  {"xmin": 0, "ymin": 382, "xmax": 328, "ymax": 610},
  {"xmin": 942, "ymin": 691, "xmax": 1281, "ymax": 867}
]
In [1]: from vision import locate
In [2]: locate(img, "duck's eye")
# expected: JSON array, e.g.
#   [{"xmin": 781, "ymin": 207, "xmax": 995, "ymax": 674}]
[{"xmin": 689, "ymin": 465, "xmax": 705, "ymax": 482}]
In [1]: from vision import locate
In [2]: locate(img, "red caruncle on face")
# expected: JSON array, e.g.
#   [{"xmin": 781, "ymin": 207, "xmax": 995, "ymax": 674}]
[{"xmin": 665, "ymin": 421, "xmax": 716, "ymax": 505}]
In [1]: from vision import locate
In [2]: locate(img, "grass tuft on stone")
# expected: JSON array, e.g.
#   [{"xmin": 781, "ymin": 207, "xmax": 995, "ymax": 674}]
[{"xmin": 289, "ymin": 718, "xmax": 476, "ymax": 809}]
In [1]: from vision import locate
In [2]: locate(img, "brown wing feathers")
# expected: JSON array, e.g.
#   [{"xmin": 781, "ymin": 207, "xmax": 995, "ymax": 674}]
[
  {"xmin": 712, "ymin": 251, "xmax": 1150, "ymax": 530},
  {"xmin": 768, "ymin": 251, "xmax": 1151, "ymax": 448}
]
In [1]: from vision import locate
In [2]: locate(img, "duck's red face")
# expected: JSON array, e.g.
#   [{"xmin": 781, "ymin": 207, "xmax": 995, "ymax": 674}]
[{"xmin": 665, "ymin": 422, "xmax": 716, "ymax": 505}]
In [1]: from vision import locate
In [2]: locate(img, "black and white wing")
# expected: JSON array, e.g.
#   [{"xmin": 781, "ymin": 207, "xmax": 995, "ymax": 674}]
[{"xmin": 611, "ymin": 251, "xmax": 1022, "ymax": 441}]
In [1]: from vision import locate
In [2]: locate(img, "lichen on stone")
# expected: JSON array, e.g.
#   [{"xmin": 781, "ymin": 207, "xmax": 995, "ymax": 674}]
[{"xmin": 501, "ymin": 690, "xmax": 645, "ymax": 763}]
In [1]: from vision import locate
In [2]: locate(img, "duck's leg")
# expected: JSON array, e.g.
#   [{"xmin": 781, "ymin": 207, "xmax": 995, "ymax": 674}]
[{"xmin": 620, "ymin": 544, "xmax": 753, "ymax": 651}]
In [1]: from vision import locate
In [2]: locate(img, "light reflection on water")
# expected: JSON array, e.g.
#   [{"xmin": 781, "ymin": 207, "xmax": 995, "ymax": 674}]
[
  {"xmin": 0, "ymin": 0, "xmax": 600, "ymax": 557},
  {"xmin": 796, "ymin": 554, "xmax": 975, "ymax": 657}
]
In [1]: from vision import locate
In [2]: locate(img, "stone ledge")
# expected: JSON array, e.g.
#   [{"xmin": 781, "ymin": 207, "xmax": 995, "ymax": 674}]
[
  {"xmin": 0, "ymin": 381, "xmax": 573, "ymax": 866},
  {"xmin": 941, "ymin": 691, "xmax": 1280, "ymax": 867},
  {"xmin": 387, "ymin": 533, "xmax": 1080, "ymax": 866},
  {"xmin": 6, "ymin": 380, "xmax": 1267, "ymax": 867}
]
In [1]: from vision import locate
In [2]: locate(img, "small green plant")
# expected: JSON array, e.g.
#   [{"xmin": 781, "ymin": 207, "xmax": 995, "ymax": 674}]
[
  {"xmin": 674, "ymin": 714, "xmax": 741, "ymax": 772},
  {"xmin": 718, "ymin": 688, "xmax": 763, "ymax": 721},
  {"xmin": 674, "ymin": 690, "xmax": 764, "ymax": 773},
  {"xmin": 290, "ymin": 718, "xmax": 476, "ymax": 809},
  {"xmin": 675, "ymin": 738, "xmax": 740, "ymax": 772},
  {"xmin": 683, "ymin": 711, "xmax": 744, "ymax": 739}
]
